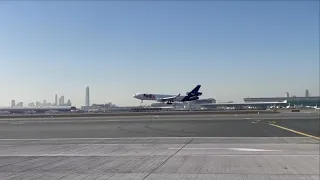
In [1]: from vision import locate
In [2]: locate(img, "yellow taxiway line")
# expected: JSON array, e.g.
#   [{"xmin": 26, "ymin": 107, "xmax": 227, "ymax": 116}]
[{"xmin": 269, "ymin": 123, "xmax": 320, "ymax": 140}]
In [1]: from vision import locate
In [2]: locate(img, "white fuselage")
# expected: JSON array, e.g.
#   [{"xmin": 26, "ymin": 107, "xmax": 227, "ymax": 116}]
[{"xmin": 133, "ymin": 93, "xmax": 185, "ymax": 102}]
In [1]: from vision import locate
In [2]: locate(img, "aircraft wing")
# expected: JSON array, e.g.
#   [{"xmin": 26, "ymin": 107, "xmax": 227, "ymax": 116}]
[{"xmin": 157, "ymin": 94, "xmax": 181, "ymax": 102}]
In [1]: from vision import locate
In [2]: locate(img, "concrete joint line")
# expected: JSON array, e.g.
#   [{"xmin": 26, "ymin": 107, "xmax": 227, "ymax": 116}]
[{"xmin": 141, "ymin": 137, "xmax": 194, "ymax": 180}]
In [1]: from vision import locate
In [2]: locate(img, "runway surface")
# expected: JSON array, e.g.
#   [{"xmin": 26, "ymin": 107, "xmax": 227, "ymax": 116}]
[
  {"xmin": 0, "ymin": 113, "xmax": 319, "ymax": 139},
  {"xmin": 0, "ymin": 113, "xmax": 319, "ymax": 180}
]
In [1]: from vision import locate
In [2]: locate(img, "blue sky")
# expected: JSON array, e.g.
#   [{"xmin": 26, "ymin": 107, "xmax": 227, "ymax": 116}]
[{"xmin": 0, "ymin": 1, "xmax": 319, "ymax": 106}]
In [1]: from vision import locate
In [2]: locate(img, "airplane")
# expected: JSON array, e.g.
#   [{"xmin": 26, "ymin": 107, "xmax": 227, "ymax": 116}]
[{"xmin": 133, "ymin": 85, "xmax": 202, "ymax": 104}]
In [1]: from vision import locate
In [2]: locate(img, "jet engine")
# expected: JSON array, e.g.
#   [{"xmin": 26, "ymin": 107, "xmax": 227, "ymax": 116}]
[{"xmin": 156, "ymin": 98, "xmax": 164, "ymax": 102}]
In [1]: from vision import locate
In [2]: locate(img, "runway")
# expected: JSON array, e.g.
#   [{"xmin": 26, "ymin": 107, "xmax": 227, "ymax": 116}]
[
  {"xmin": 0, "ymin": 113, "xmax": 319, "ymax": 180},
  {"xmin": 0, "ymin": 113, "xmax": 319, "ymax": 139}
]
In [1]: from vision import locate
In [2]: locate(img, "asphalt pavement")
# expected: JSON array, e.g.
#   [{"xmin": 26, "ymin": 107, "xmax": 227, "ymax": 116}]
[
  {"xmin": 0, "ymin": 113, "xmax": 319, "ymax": 180},
  {"xmin": 0, "ymin": 113, "xmax": 318, "ymax": 139}
]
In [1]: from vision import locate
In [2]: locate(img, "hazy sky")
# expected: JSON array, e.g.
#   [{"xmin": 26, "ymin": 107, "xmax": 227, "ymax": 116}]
[{"xmin": 0, "ymin": 1, "xmax": 319, "ymax": 107}]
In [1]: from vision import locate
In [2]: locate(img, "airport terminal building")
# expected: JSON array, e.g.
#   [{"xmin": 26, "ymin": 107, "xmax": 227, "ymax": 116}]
[
  {"xmin": 150, "ymin": 98, "xmax": 216, "ymax": 107},
  {"xmin": 243, "ymin": 96, "xmax": 320, "ymax": 106}
]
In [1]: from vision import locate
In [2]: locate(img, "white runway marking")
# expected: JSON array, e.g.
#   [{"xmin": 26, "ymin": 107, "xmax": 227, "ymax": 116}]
[
  {"xmin": 0, "ymin": 154, "xmax": 315, "ymax": 157},
  {"xmin": 0, "ymin": 137, "xmax": 191, "ymax": 141},
  {"xmin": 169, "ymin": 148, "xmax": 225, "ymax": 150},
  {"xmin": 229, "ymin": 148, "xmax": 281, "ymax": 152},
  {"xmin": 0, "ymin": 137, "xmax": 315, "ymax": 141},
  {"xmin": 169, "ymin": 147, "xmax": 281, "ymax": 152}
]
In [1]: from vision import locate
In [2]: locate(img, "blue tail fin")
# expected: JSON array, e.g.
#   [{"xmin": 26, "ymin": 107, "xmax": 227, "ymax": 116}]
[
  {"xmin": 186, "ymin": 85, "xmax": 202, "ymax": 97},
  {"xmin": 190, "ymin": 85, "xmax": 201, "ymax": 94},
  {"xmin": 182, "ymin": 85, "xmax": 202, "ymax": 102}
]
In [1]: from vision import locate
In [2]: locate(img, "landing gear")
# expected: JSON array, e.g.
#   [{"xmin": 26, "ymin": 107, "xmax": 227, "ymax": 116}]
[
  {"xmin": 165, "ymin": 102, "xmax": 177, "ymax": 110},
  {"xmin": 184, "ymin": 102, "xmax": 191, "ymax": 111}
]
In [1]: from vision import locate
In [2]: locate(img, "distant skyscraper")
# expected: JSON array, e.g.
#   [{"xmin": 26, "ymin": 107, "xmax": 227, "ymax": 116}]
[
  {"xmin": 59, "ymin": 96, "xmax": 65, "ymax": 105},
  {"xmin": 67, "ymin": 99, "xmax": 72, "ymax": 106},
  {"xmin": 285, "ymin": 92, "xmax": 290, "ymax": 98},
  {"xmin": 28, "ymin": 102, "xmax": 35, "ymax": 107},
  {"xmin": 55, "ymin": 94, "xmax": 58, "ymax": 106},
  {"xmin": 305, "ymin": 89, "xmax": 310, "ymax": 97},
  {"xmin": 85, "ymin": 86, "xmax": 90, "ymax": 107},
  {"xmin": 11, "ymin": 100, "xmax": 15, "ymax": 107},
  {"xmin": 36, "ymin": 101, "xmax": 41, "ymax": 107}
]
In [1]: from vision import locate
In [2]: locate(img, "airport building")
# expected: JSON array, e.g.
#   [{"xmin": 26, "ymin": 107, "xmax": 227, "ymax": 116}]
[
  {"xmin": 243, "ymin": 96, "xmax": 320, "ymax": 106},
  {"xmin": 244, "ymin": 90, "xmax": 320, "ymax": 107},
  {"xmin": 191, "ymin": 98, "xmax": 216, "ymax": 104},
  {"xmin": 150, "ymin": 98, "xmax": 216, "ymax": 107}
]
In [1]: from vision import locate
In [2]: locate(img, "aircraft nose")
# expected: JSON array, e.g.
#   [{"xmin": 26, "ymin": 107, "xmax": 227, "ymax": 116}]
[{"xmin": 133, "ymin": 94, "xmax": 137, "ymax": 98}]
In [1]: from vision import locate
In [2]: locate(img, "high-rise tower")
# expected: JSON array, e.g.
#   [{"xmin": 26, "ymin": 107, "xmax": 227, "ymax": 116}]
[
  {"xmin": 55, "ymin": 94, "xmax": 58, "ymax": 106},
  {"xmin": 305, "ymin": 89, "xmax": 310, "ymax": 97},
  {"xmin": 285, "ymin": 92, "xmax": 290, "ymax": 98},
  {"xmin": 85, "ymin": 86, "xmax": 90, "ymax": 107},
  {"xmin": 11, "ymin": 100, "xmax": 15, "ymax": 107}
]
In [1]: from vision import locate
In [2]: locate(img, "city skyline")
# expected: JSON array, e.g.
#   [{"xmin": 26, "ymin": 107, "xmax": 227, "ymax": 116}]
[
  {"xmin": 0, "ymin": 1, "xmax": 319, "ymax": 106},
  {"xmin": 3, "ymin": 87, "xmax": 318, "ymax": 107},
  {"xmin": 8, "ymin": 93, "xmax": 72, "ymax": 107}
]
